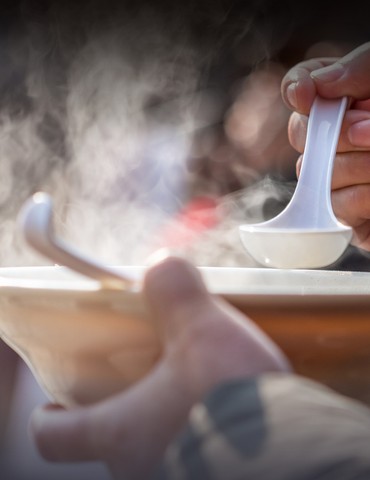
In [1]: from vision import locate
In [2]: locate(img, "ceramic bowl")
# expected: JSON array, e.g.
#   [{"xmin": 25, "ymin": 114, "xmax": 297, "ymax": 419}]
[{"xmin": 1, "ymin": 266, "xmax": 370, "ymax": 406}]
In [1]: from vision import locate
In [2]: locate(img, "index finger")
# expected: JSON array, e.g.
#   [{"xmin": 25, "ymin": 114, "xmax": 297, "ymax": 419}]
[{"xmin": 281, "ymin": 58, "xmax": 339, "ymax": 114}]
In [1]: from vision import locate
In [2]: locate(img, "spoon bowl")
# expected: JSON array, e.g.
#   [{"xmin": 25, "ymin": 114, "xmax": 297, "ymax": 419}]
[
  {"xmin": 240, "ymin": 96, "xmax": 353, "ymax": 269},
  {"xmin": 240, "ymin": 225, "xmax": 352, "ymax": 269}
]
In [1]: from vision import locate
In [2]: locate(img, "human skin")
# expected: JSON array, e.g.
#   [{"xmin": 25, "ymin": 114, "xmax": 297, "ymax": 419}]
[
  {"xmin": 281, "ymin": 42, "xmax": 370, "ymax": 251},
  {"xmin": 30, "ymin": 256, "xmax": 290, "ymax": 480}
]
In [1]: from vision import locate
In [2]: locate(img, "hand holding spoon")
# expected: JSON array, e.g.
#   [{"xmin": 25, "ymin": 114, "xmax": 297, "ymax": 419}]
[
  {"xmin": 17, "ymin": 192, "xmax": 136, "ymax": 289},
  {"xmin": 239, "ymin": 96, "xmax": 353, "ymax": 269}
]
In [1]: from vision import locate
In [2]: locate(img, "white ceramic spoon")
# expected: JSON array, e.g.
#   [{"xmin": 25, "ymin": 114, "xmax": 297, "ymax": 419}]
[
  {"xmin": 17, "ymin": 192, "xmax": 136, "ymax": 289},
  {"xmin": 239, "ymin": 96, "xmax": 353, "ymax": 269}
]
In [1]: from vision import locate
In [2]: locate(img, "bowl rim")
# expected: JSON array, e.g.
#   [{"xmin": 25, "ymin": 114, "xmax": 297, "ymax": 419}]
[{"xmin": 0, "ymin": 265, "xmax": 369, "ymax": 308}]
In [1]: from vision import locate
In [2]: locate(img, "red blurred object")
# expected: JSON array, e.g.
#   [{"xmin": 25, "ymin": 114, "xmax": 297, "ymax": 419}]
[{"xmin": 155, "ymin": 196, "xmax": 221, "ymax": 249}]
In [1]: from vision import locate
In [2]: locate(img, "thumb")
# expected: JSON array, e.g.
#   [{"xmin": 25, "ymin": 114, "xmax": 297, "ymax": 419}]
[
  {"xmin": 311, "ymin": 42, "xmax": 370, "ymax": 99},
  {"xmin": 143, "ymin": 256, "xmax": 212, "ymax": 339},
  {"xmin": 143, "ymin": 256, "xmax": 291, "ymax": 379}
]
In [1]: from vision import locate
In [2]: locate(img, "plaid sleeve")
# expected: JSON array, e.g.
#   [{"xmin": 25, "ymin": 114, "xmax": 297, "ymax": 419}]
[{"xmin": 152, "ymin": 374, "xmax": 370, "ymax": 480}]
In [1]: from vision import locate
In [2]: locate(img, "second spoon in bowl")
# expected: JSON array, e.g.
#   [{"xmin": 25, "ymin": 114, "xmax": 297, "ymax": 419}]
[{"xmin": 17, "ymin": 192, "xmax": 136, "ymax": 290}]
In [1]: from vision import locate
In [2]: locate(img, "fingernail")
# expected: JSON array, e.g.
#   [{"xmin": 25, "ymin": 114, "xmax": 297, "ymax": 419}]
[
  {"xmin": 144, "ymin": 256, "xmax": 206, "ymax": 313},
  {"xmin": 30, "ymin": 405, "xmax": 64, "ymax": 430},
  {"xmin": 348, "ymin": 119, "xmax": 370, "ymax": 147},
  {"xmin": 311, "ymin": 63, "xmax": 345, "ymax": 83},
  {"xmin": 145, "ymin": 248, "xmax": 172, "ymax": 267},
  {"xmin": 286, "ymin": 83, "xmax": 297, "ymax": 107}
]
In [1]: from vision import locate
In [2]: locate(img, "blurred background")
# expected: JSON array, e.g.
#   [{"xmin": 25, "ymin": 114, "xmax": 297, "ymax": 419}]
[
  {"xmin": 0, "ymin": 0, "xmax": 370, "ymax": 478},
  {"xmin": 0, "ymin": 0, "xmax": 369, "ymax": 270}
]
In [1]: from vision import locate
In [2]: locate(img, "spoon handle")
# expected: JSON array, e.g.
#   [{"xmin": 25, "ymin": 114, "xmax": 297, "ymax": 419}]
[
  {"xmin": 290, "ymin": 96, "xmax": 348, "ymax": 226},
  {"xmin": 18, "ymin": 192, "xmax": 136, "ymax": 290}
]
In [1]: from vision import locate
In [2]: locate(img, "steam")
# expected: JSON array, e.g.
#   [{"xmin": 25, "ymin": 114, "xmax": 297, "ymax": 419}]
[{"xmin": 0, "ymin": 1, "xmax": 301, "ymax": 268}]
